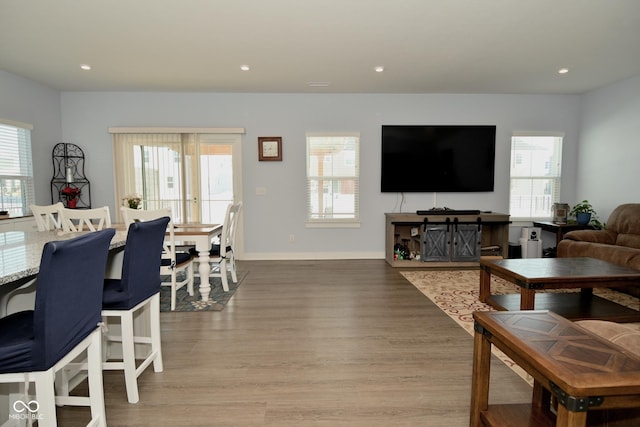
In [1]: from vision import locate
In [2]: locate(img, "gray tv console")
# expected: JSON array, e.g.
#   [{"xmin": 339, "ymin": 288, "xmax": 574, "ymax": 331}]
[{"xmin": 385, "ymin": 212, "xmax": 511, "ymax": 268}]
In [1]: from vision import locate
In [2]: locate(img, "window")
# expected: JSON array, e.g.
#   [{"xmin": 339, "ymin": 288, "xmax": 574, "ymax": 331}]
[
  {"xmin": 0, "ymin": 120, "xmax": 35, "ymax": 216},
  {"xmin": 509, "ymin": 133, "xmax": 563, "ymax": 219},
  {"xmin": 306, "ymin": 132, "xmax": 359, "ymax": 226},
  {"xmin": 111, "ymin": 128, "xmax": 243, "ymax": 224}
]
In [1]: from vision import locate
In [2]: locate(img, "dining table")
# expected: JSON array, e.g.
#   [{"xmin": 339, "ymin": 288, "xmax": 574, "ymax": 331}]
[
  {"xmin": 110, "ymin": 222, "xmax": 223, "ymax": 302},
  {"xmin": 171, "ymin": 224, "xmax": 222, "ymax": 302}
]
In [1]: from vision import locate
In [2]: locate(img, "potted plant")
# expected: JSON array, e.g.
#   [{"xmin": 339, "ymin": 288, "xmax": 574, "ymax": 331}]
[
  {"xmin": 569, "ymin": 200, "xmax": 603, "ymax": 228},
  {"xmin": 123, "ymin": 194, "xmax": 142, "ymax": 209},
  {"xmin": 61, "ymin": 186, "xmax": 81, "ymax": 208}
]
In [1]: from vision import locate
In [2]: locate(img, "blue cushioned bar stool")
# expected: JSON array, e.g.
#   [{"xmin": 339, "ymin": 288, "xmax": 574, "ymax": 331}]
[
  {"xmin": 101, "ymin": 217, "xmax": 169, "ymax": 404},
  {"xmin": 0, "ymin": 228, "xmax": 115, "ymax": 427}
]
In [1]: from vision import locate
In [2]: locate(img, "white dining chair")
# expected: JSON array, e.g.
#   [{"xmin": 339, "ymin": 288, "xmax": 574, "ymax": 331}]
[
  {"xmin": 30, "ymin": 202, "xmax": 64, "ymax": 231},
  {"xmin": 194, "ymin": 202, "xmax": 242, "ymax": 292},
  {"xmin": 59, "ymin": 206, "xmax": 112, "ymax": 232},
  {"xmin": 121, "ymin": 207, "xmax": 194, "ymax": 311}
]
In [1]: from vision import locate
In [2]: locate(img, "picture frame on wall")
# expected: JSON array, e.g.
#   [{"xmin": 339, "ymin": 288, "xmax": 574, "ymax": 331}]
[{"xmin": 258, "ymin": 137, "xmax": 282, "ymax": 161}]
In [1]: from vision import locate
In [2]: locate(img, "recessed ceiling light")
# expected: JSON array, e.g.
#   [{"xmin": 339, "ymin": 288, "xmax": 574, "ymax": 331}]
[
  {"xmin": 558, "ymin": 68, "xmax": 569, "ymax": 74},
  {"xmin": 80, "ymin": 64, "xmax": 92, "ymax": 71},
  {"xmin": 240, "ymin": 65, "xmax": 250, "ymax": 71},
  {"xmin": 306, "ymin": 81, "xmax": 330, "ymax": 87},
  {"xmin": 375, "ymin": 66, "xmax": 384, "ymax": 73}
]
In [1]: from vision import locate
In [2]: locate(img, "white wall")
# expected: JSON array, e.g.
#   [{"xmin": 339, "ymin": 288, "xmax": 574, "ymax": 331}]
[
  {"xmin": 0, "ymin": 70, "xmax": 62, "ymax": 203},
  {"xmin": 576, "ymin": 75, "xmax": 640, "ymax": 222},
  {"xmin": 1, "ymin": 70, "xmax": 587, "ymax": 259},
  {"xmin": 58, "ymin": 91, "xmax": 581, "ymax": 259}
]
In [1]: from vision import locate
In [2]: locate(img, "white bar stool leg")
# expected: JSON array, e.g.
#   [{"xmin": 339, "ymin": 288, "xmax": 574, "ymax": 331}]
[{"xmin": 120, "ymin": 311, "xmax": 139, "ymax": 404}]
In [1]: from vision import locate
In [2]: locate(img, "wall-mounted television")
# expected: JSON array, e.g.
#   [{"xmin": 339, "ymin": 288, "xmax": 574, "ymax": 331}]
[{"xmin": 381, "ymin": 125, "xmax": 496, "ymax": 193}]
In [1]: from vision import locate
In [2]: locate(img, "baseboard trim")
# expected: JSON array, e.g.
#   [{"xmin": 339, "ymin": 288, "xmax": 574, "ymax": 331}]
[{"xmin": 240, "ymin": 251, "xmax": 384, "ymax": 261}]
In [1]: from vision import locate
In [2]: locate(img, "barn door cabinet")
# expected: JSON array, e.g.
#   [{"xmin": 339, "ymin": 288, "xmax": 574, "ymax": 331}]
[{"xmin": 385, "ymin": 212, "xmax": 510, "ymax": 268}]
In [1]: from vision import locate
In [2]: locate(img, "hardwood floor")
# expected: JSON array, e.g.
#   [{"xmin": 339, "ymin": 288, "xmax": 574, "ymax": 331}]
[{"xmin": 57, "ymin": 260, "xmax": 532, "ymax": 426}]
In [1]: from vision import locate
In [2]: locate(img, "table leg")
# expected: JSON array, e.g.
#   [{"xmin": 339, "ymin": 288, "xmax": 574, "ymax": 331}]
[
  {"xmin": 580, "ymin": 288, "xmax": 593, "ymax": 297},
  {"xmin": 556, "ymin": 404, "xmax": 587, "ymax": 427},
  {"xmin": 520, "ymin": 288, "xmax": 535, "ymax": 310},
  {"xmin": 196, "ymin": 241, "xmax": 211, "ymax": 301},
  {"xmin": 479, "ymin": 266, "xmax": 491, "ymax": 303},
  {"xmin": 532, "ymin": 379, "xmax": 554, "ymax": 417},
  {"xmin": 470, "ymin": 325, "xmax": 492, "ymax": 427}
]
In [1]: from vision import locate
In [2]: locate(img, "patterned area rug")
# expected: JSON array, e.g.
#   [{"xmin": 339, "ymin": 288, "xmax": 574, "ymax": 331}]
[
  {"xmin": 160, "ymin": 271, "xmax": 246, "ymax": 312},
  {"xmin": 400, "ymin": 269, "xmax": 640, "ymax": 384}
]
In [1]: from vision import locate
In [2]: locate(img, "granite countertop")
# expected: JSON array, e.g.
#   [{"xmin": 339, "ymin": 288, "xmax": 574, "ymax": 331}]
[
  {"xmin": 0, "ymin": 215, "xmax": 33, "ymax": 221},
  {"xmin": 0, "ymin": 229, "xmax": 128, "ymax": 285}
]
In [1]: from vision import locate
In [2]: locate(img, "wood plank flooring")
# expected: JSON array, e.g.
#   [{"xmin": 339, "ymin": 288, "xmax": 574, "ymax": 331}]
[{"xmin": 57, "ymin": 260, "xmax": 532, "ymax": 426}]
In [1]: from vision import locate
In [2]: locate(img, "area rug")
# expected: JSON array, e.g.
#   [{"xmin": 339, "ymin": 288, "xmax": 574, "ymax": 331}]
[
  {"xmin": 400, "ymin": 269, "xmax": 640, "ymax": 384},
  {"xmin": 159, "ymin": 271, "xmax": 246, "ymax": 312}
]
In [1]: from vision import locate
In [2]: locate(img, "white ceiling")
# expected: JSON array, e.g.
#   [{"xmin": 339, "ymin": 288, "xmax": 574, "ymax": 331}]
[{"xmin": 2, "ymin": 0, "xmax": 640, "ymax": 94}]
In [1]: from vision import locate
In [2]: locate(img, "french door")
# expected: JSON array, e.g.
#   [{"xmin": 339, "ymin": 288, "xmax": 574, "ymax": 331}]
[
  {"xmin": 112, "ymin": 130, "xmax": 243, "ymax": 224},
  {"xmin": 190, "ymin": 133, "xmax": 242, "ymax": 224}
]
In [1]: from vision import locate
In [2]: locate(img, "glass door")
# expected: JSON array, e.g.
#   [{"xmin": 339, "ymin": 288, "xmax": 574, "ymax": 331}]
[
  {"xmin": 114, "ymin": 132, "xmax": 242, "ymax": 225},
  {"xmin": 188, "ymin": 134, "xmax": 238, "ymax": 224}
]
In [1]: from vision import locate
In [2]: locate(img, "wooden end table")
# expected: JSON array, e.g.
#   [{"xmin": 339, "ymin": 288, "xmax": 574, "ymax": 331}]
[
  {"xmin": 470, "ymin": 310, "xmax": 640, "ymax": 427},
  {"xmin": 479, "ymin": 257, "xmax": 640, "ymax": 322},
  {"xmin": 532, "ymin": 221, "xmax": 596, "ymax": 248}
]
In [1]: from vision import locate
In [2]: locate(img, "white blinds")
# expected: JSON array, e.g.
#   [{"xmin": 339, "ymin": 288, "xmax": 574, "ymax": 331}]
[
  {"xmin": 112, "ymin": 131, "xmax": 240, "ymax": 224},
  {"xmin": 306, "ymin": 132, "xmax": 360, "ymax": 226},
  {"xmin": 509, "ymin": 133, "xmax": 564, "ymax": 219},
  {"xmin": 113, "ymin": 133, "xmax": 184, "ymax": 219},
  {"xmin": 0, "ymin": 120, "xmax": 35, "ymax": 216}
]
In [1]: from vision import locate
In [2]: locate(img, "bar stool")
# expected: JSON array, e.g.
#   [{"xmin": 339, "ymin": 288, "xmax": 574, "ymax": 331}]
[
  {"xmin": 101, "ymin": 217, "xmax": 169, "ymax": 403},
  {"xmin": 0, "ymin": 228, "xmax": 115, "ymax": 427}
]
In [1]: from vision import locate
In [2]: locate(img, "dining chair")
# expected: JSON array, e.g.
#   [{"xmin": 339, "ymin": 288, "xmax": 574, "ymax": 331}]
[
  {"xmin": 30, "ymin": 202, "xmax": 64, "ymax": 231},
  {"xmin": 59, "ymin": 206, "xmax": 112, "ymax": 232},
  {"xmin": 192, "ymin": 202, "xmax": 242, "ymax": 292},
  {"xmin": 121, "ymin": 207, "xmax": 195, "ymax": 311},
  {"xmin": 0, "ymin": 228, "xmax": 115, "ymax": 427},
  {"xmin": 101, "ymin": 217, "xmax": 169, "ymax": 404}
]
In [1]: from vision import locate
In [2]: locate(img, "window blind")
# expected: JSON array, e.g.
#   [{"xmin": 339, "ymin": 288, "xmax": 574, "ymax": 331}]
[
  {"xmin": 509, "ymin": 133, "xmax": 564, "ymax": 219},
  {"xmin": 306, "ymin": 132, "xmax": 360, "ymax": 226},
  {"xmin": 112, "ymin": 131, "xmax": 240, "ymax": 224},
  {"xmin": 0, "ymin": 119, "xmax": 35, "ymax": 216}
]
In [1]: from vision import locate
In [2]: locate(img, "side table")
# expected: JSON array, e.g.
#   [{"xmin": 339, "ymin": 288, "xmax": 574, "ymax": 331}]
[
  {"xmin": 470, "ymin": 310, "xmax": 640, "ymax": 427},
  {"xmin": 533, "ymin": 221, "xmax": 596, "ymax": 248}
]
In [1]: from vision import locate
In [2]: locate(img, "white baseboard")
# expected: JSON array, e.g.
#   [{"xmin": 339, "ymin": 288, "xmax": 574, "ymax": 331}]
[{"xmin": 240, "ymin": 251, "xmax": 385, "ymax": 261}]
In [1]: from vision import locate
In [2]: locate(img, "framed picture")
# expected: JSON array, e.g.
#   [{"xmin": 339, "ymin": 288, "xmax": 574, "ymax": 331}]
[{"xmin": 258, "ymin": 137, "xmax": 282, "ymax": 161}]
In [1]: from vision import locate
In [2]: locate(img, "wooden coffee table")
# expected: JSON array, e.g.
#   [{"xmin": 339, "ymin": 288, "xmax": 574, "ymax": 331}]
[
  {"xmin": 479, "ymin": 257, "xmax": 640, "ymax": 322},
  {"xmin": 470, "ymin": 310, "xmax": 640, "ymax": 427}
]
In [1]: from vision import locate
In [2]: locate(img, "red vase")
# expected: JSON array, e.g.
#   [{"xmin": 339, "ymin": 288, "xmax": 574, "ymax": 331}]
[{"xmin": 68, "ymin": 198, "xmax": 78, "ymax": 208}]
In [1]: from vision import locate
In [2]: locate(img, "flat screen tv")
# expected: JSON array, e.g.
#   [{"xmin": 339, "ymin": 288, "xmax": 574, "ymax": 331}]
[{"xmin": 381, "ymin": 125, "xmax": 496, "ymax": 193}]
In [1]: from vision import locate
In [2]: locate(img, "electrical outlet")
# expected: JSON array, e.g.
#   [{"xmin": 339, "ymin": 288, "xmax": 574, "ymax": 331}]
[{"xmin": 289, "ymin": 234, "xmax": 295, "ymax": 243}]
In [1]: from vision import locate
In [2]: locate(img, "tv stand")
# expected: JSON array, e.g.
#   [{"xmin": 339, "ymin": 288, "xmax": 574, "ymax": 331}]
[
  {"xmin": 417, "ymin": 208, "xmax": 481, "ymax": 215},
  {"xmin": 385, "ymin": 212, "xmax": 510, "ymax": 268}
]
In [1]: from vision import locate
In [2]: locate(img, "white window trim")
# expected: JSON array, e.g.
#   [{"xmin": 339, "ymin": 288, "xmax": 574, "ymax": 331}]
[
  {"xmin": 0, "ymin": 119, "xmax": 35, "ymax": 216},
  {"xmin": 108, "ymin": 127, "xmax": 245, "ymax": 134},
  {"xmin": 509, "ymin": 131, "xmax": 564, "ymax": 222},
  {"xmin": 0, "ymin": 119, "xmax": 34, "ymax": 130},
  {"xmin": 305, "ymin": 131, "xmax": 360, "ymax": 228}
]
